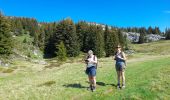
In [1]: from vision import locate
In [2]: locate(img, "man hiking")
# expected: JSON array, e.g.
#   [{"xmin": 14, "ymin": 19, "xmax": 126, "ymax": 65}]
[{"xmin": 85, "ymin": 50, "xmax": 98, "ymax": 92}]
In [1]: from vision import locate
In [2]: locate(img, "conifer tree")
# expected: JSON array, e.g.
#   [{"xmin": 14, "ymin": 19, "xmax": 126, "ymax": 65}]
[
  {"xmin": 94, "ymin": 26, "xmax": 104, "ymax": 58},
  {"xmin": 105, "ymin": 27, "xmax": 119, "ymax": 57},
  {"xmin": 148, "ymin": 26, "xmax": 153, "ymax": 34},
  {"xmin": 76, "ymin": 21, "xmax": 89, "ymax": 52},
  {"xmin": 38, "ymin": 27, "xmax": 45, "ymax": 51},
  {"xmin": 112, "ymin": 28, "xmax": 119, "ymax": 53},
  {"xmin": 138, "ymin": 28, "xmax": 147, "ymax": 44},
  {"xmin": 104, "ymin": 25, "xmax": 109, "ymax": 46},
  {"xmin": 165, "ymin": 28, "xmax": 170, "ymax": 40},
  {"xmin": 117, "ymin": 29, "xmax": 125, "ymax": 48},
  {"xmin": 154, "ymin": 27, "xmax": 161, "ymax": 34},
  {"xmin": 104, "ymin": 25, "xmax": 114, "ymax": 57},
  {"xmin": 54, "ymin": 18, "xmax": 80, "ymax": 57},
  {"xmin": 56, "ymin": 41, "xmax": 67, "ymax": 61},
  {"xmin": 0, "ymin": 12, "xmax": 13, "ymax": 55}
]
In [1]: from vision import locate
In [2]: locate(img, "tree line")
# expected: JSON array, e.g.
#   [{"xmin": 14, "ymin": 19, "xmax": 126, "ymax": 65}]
[
  {"xmin": 120, "ymin": 26, "xmax": 163, "ymax": 35},
  {"xmin": 0, "ymin": 12, "xmax": 169, "ymax": 60}
]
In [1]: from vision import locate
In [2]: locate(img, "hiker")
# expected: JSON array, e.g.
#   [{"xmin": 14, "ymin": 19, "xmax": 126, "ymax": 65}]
[
  {"xmin": 114, "ymin": 45, "xmax": 127, "ymax": 89},
  {"xmin": 85, "ymin": 50, "xmax": 97, "ymax": 92}
]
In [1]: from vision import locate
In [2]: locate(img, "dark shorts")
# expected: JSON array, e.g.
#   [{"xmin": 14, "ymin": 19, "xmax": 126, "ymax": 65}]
[
  {"xmin": 115, "ymin": 62, "xmax": 125, "ymax": 71},
  {"xmin": 86, "ymin": 66, "xmax": 96, "ymax": 76}
]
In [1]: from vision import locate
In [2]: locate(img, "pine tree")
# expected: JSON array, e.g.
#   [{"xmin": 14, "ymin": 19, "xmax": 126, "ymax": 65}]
[
  {"xmin": 56, "ymin": 41, "xmax": 67, "ymax": 61},
  {"xmin": 76, "ymin": 21, "xmax": 89, "ymax": 52},
  {"xmin": 104, "ymin": 25, "xmax": 109, "ymax": 46},
  {"xmin": 85, "ymin": 25, "xmax": 96, "ymax": 52},
  {"xmin": 94, "ymin": 26, "xmax": 104, "ymax": 58},
  {"xmin": 0, "ymin": 12, "xmax": 13, "ymax": 55},
  {"xmin": 165, "ymin": 28, "xmax": 170, "ymax": 40},
  {"xmin": 44, "ymin": 34, "xmax": 55, "ymax": 58},
  {"xmin": 43, "ymin": 22, "xmax": 58, "ymax": 57},
  {"xmin": 104, "ymin": 25, "xmax": 114, "ymax": 57},
  {"xmin": 148, "ymin": 26, "xmax": 153, "ymax": 34},
  {"xmin": 10, "ymin": 17, "xmax": 23, "ymax": 35},
  {"xmin": 31, "ymin": 19, "xmax": 39, "ymax": 46},
  {"xmin": 38, "ymin": 27, "xmax": 45, "ymax": 51},
  {"xmin": 105, "ymin": 27, "xmax": 119, "ymax": 57},
  {"xmin": 117, "ymin": 29, "xmax": 125, "ymax": 48},
  {"xmin": 54, "ymin": 18, "xmax": 80, "ymax": 57},
  {"xmin": 138, "ymin": 28, "xmax": 146, "ymax": 44},
  {"xmin": 112, "ymin": 28, "xmax": 119, "ymax": 52},
  {"xmin": 154, "ymin": 27, "xmax": 161, "ymax": 34}
]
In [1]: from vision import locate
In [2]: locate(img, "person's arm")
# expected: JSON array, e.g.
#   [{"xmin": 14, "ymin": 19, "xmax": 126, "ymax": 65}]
[
  {"xmin": 113, "ymin": 52, "xmax": 117, "ymax": 60},
  {"xmin": 122, "ymin": 52, "xmax": 126, "ymax": 61},
  {"xmin": 117, "ymin": 52, "xmax": 126, "ymax": 61},
  {"xmin": 93, "ymin": 56, "xmax": 97, "ymax": 64},
  {"xmin": 84, "ymin": 55, "xmax": 88, "ymax": 70},
  {"xmin": 84, "ymin": 55, "xmax": 89, "ymax": 64},
  {"xmin": 118, "ymin": 52, "xmax": 126, "ymax": 61},
  {"xmin": 122, "ymin": 52, "xmax": 127, "ymax": 66},
  {"xmin": 113, "ymin": 55, "xmax": 116, "ymax": 60}
]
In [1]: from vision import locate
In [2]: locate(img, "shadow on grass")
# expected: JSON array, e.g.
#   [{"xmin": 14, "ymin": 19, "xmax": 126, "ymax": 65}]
[
  {"xmin": 106, "ymin": 83, "xmax": 116, "ymax": 87},
  {"xmin": 86, "ymin": 81, "xmax": 116, "ymax": 87},
  {"xmin": 96, "ymin": 82, "xmax": 106, "ymax": 86},
  {"xmin": 37, "ymin": 81, "xmax": 56, "ymax": 87},
  {"xmin": 63, "ymin": 83, "xmax": 87, "ymax": 89},
  {"xmin": 96, "ymin": 82, "xmax": 116, "ymax": 87}
]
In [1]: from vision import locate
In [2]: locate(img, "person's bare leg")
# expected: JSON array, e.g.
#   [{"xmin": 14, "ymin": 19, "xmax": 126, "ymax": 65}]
[
  {"xmin": 91, "ymin": 76, "xmax": 96, "ymax": 91},
  {"xmin": 88, "ymin": 76, "xmax": 93, "ymax": 89},
  {"xmin": 92, "ymin": 76, "xmax": 96, "ymax": 86},
  {"xmin": 116, "ymin": 71, "xmax": 121, "ymax": 89},
  {"xmin": 122, "ymin": 71, "xmax": 125, "ymax": 88},
  {"xmin": 117, "ymin": 71, "xmax": 121, "ymax": 85}
]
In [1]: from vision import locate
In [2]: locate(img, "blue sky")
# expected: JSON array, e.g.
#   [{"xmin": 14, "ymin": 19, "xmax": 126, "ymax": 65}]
[{"xmin": 0, "ymin": 0, "xmax": 170, "ymax": 32}]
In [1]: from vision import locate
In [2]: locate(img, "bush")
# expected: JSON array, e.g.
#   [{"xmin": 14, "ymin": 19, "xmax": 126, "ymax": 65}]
[
  {"xmin": 2, "ymin": 68, "xmax": 14, "ymax": 73},
  {"xmin": 56, "ymin": 41, "xmax": 67, "ymax": 62}
]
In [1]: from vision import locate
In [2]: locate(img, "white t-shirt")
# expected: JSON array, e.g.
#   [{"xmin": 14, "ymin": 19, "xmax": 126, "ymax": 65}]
[{"xmin": 87, "ymin": 55, "xmax": 97, "ymax": 68}]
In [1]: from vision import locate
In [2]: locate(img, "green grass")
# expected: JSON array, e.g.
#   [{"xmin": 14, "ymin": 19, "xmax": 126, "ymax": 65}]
[
  {"xmin": 131, "ymin": 40, "xmax": 170, "ymax": 55},
  {"xmin": 0, "ymin": 54, "xmax": 170, "ymax": 100},
  {"xmin": 0, "ymin": 40, "xmax": 170, "ymax": 100},
  {"xmin": 12, "ymin": 34, "xmax": 43, "ymax": 59},
  {"xmin": 2, "ymin": 68, "xmax": 14, "ymax": 73}
]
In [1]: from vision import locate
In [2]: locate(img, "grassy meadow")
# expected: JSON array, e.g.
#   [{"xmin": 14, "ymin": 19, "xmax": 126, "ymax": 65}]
[{"xmin": 0, "ymin": 40, "xmax": 170, "ymax": 100}]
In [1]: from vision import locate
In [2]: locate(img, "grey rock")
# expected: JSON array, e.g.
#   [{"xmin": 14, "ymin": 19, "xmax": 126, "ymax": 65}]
[{"xmin": 123, "ymin": 32, "xmax": 165, "ymax": 43}]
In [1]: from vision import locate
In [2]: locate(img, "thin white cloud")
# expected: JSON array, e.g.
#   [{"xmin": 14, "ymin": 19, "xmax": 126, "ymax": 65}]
[{"xmin": 163, "ymin": 10, "xmax": 170, "ymax": 14}]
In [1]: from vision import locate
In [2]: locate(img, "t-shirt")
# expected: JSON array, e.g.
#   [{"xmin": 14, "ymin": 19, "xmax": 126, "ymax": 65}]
[
  {"xmin": 87, "ymin": 55, "xmax": 97, "ymax": 68},
  {"xmin": 115, "ymin": 52, "xmax": 125, "ymax": 62}
]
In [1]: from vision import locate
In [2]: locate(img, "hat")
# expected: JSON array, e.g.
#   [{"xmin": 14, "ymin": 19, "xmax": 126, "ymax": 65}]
[
  {"xmin": 116, "ymin": 45, "xmax": 121, "ymax": 48},
  {"xmin": 88, "ymin": 50, "xmax": 93, "ymax": 55}
]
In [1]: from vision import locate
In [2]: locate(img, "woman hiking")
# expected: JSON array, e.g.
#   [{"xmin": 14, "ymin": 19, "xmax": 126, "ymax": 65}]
[
  {"xmin": 114, "ymin": 45, "xmax": 127, "ymax": 89},
  {"xmin": 85, "ymin": 50, "xmax": 97, "ymax": 92}
]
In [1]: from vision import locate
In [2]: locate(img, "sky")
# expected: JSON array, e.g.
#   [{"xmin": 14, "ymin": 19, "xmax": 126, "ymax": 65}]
[{"xmin": 0, "ymin": 0, "xmax": 170, "ymax": 32}]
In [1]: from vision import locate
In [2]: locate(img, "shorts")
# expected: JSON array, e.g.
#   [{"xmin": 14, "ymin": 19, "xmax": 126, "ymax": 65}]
[
  {"xmin": 86, "ymin": 66, "xmax": 96, "ymax": 76},
  {"xmin": 115, "ymin": 62, "xmax": 125, "ymax": 71}
]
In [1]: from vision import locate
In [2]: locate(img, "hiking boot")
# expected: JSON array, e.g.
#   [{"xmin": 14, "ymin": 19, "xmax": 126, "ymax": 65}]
[
  {"xmin": 117, "ymin": 84, "xmax": 121, "ymax": 89},
  {"xmin": 122, "ymin": 85, "xmax": 125, "ymax": 89},
  {"xmin": 87, "ymin": 85, "xmax": 92, "ymax": 91},
  {"xmin": 92, "ymin": 86, "xmax": 96, "ymax": 92}
]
